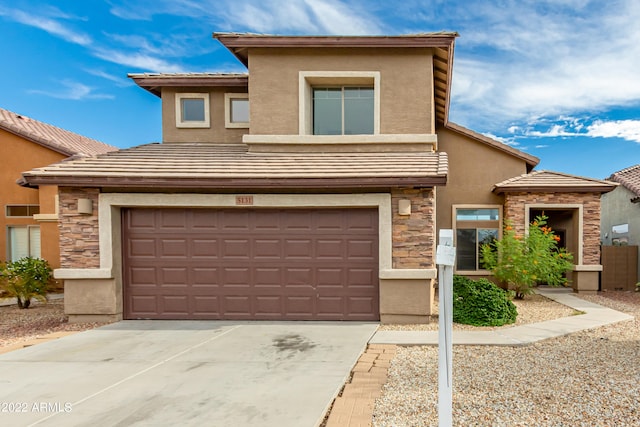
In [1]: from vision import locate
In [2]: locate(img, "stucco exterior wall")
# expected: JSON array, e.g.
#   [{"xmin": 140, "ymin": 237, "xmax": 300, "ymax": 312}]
[
  {"xmin": 0, "ymin": 128, "xmax": 65, "ymax": 267},
  {"xmin": 247, "ymin": 47, "xmax": 434, "ymax": 135},
  {"xmin": 162, "ymin": 87, "xmax": 248, "ymax": 143},
  {"xmin": 601, "ymin": 185, "xmax": 640, "ymax": 278},
  {"xmin": 435, "ymin": 126, "xmax": 527, "ymax": 232},
  {"xmin": 58, "ymin": 187, "xmax": 100, "ymax": 268}
]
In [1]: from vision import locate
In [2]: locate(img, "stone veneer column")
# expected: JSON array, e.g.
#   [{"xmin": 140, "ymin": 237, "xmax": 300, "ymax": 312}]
[
  {"xmin": 58, "ymin": 187, "xmax": 101, "ymax": 268},
  {"xmin": 380, "ymin": 188, "xmax": 437, "ymax": 324},
  {"xmin": 391, "ymin": 188, "xmax": 436, "ymax": 268}
]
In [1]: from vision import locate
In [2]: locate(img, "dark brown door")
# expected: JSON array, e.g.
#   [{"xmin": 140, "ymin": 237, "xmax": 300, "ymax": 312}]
[{"xmin": 122, "ymin": 208, "xmax": 379, "ymax": 320}]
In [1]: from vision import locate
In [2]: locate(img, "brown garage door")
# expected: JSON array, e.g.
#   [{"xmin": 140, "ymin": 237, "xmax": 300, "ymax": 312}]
[{"xmin": 123, "ymin": 208, "xmax": 379, "ymax": 320}]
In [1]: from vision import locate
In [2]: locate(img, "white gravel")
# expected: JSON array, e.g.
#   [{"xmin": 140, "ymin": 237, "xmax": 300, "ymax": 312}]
[{"xmin": 373, "ymin": 291, "xmax": 640, "ymax": 426}]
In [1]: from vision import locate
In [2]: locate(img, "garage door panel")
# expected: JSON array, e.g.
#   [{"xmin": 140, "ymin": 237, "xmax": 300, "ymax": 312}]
[
  {"xmin": 192, "ymin": 239, "xmax": 218, "ymax": 258},
  {"xmin": 128, "ymin": 239, "xmax": 156, "ymax": 257},
  {"xmin": 123, "ymin": 208, "xmax": 379, "ymax": 320}
]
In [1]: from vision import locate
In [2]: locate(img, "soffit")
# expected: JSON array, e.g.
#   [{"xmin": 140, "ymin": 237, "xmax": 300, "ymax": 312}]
[
  {"xmin": 20, "ymin": 142, "xmax": 448, "ymax": 189},
  {"xmin": 128, "ymin": 73, "xmax": 249, "ymax": 97},
  {"xmin": 493, "ymin": 170, "xmax": 618, "ymax": 194}
]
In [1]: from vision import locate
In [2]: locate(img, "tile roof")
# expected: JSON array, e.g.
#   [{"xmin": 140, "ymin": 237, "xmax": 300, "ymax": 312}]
[
  {"xmin": 20, "ymin": 142, "xmax": 448, "ymax": 189},
  {"xmin": 493, "ymin": 170, "xmax": 617, "ymax": 193},
  {"xmin": 0, "ymin": 108, "xmax": 117, "ymax": 157},
  {"xmin": 128, "ymin": 73, "xmax": 249, "ymax": 97},
  {"xmin": 608, "ymin": 164, "xmax": 640, "ymax": 197}
]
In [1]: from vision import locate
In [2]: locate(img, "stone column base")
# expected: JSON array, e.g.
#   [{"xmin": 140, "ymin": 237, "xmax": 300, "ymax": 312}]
[
  {"xmin": 571, "ymin": 265, "xmax": 602, "ymax": 294},
  {"xmin": 63, "ymin": 278, "xmax": 123, "ymax": 323}
]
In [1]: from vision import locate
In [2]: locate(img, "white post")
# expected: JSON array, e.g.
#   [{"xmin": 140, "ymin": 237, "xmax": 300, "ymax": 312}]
[{"xmin": 436, "ymin": 229, "xmax": 455, "ymax": 427}]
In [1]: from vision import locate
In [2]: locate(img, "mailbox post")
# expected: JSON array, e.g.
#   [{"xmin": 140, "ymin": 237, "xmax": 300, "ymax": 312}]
[{"xmin": 436, "ymin": 229, "xmax": 455, "ymax": 427}]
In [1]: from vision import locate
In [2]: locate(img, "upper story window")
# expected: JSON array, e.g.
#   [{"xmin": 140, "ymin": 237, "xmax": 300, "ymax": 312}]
[
  {"xmin": 225, "ymin": 93, "xmax": 249, "ymax": 128},
  {"xmin": 6, "ymin": 205, "xmax": 40, "ymax": 217},
  {"xmin": 299, "ymin": 71, "xmax": 380, "ymax": 136},
  {"xmin": 313, "ymin": 87, "xmax": 374, "ymax": 135},
  {"xmin": 175, "ymin": 93, "xmax": 210, "ymax": 128}
]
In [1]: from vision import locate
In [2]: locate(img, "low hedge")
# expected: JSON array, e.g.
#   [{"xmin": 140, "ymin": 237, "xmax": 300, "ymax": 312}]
[{"xmin": 452, "ymin": 275, "xmax": 518, "ymax": 327}]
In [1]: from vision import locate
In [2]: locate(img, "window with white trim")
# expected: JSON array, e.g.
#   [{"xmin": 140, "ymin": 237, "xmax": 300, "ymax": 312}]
[
  {"xmin": 6, "ymin": 205, "xmax": 40, "ymax": 217},
  {"xmin": 224, "ymin": 93, "xmax": 249, "ymax": 128},
  {"xmin": 175, "ymin": 93, "xmax": 210, "ymax": 128},
  {"xmin": 313, "ymin": 86, "xmax": 374, "ymax": 135},
  {"xmin": 299, "ymin": 71, "xmax": 380, "ymax": 135},
  {"xmin": 7, "ymin": 226, "xmax": 41, "ymax": 261},
  {"xmin": 453, "ymin": 206, "xmax": 501, "ymax": 272}
]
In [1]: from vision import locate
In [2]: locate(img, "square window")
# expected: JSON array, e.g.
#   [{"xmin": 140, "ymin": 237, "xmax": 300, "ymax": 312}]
[
  {"xmin": 175, "ymin": 93, "xmax": 210, "ymax": 128},
  {"xmin": 7, "ymin": 226, "xmax": 41, "ymax": 261},
  {"xmin": 299, "ymin": 71, "xmax": 380, "ymax": 136},
  {"xmin": 312, "ymin": 86, "xmax": 374, "ymax": 135},
  {"xmin": 225, "ymin": 93, "xmax": 249, "ymax": 128}
]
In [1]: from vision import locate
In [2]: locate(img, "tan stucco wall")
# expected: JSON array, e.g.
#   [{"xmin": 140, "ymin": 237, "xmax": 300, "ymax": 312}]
[
  {"xmin": 0, "ymin": 128, "xmax": 65, "ymax": 267},
  {"xmin": 162, "ymin": 87, "xmax": 248, "ymax": 143},
  {"xmin": 435, "ymin": 126, "xmax": 528, "ymax": 232},
  {"xmin": 247, "ymin": 47, "xmax": 434, "ymax": 135}
]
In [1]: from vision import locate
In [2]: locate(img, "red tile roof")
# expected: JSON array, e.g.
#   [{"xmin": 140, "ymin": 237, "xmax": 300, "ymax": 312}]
[
  {"xmin": 608, "ymin": 164, "xmax": 640, "ymax": 197},
  {"xmin": 0, "ymin": 108, "xmax": 117, "ymax": 157},
  {"xmin": 493, "ymin": 170, "xmax": 617, "ymax": 193}
]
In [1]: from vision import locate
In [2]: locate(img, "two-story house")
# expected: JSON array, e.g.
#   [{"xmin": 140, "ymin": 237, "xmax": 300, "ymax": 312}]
[
  {"xmin": 20, "ymin": 33, "xmax": 615, "ymax": 323},
  {"xmin": 0, "ymin": 108, "xmax": 115, "ymax": 273}
]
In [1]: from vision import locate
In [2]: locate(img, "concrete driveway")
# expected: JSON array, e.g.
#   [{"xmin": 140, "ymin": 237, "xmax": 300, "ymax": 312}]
[{"xmin": 0, "ymin": 321, "xmax": 377, "ymax": 427}]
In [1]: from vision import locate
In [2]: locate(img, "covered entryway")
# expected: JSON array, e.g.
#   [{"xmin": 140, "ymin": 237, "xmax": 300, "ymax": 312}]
[{"xmin": 122, "ymin": 207, "xmax": 379, "ymax": 320}]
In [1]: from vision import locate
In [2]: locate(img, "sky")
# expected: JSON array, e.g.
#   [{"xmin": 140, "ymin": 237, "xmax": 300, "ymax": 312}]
[{"xmin": 1, "ymin": 0, "xmax": 639, "ymax": 179}]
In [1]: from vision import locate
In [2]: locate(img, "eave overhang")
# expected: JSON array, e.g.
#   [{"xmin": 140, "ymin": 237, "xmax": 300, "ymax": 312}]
[{"xmin": 128, "ymin": 73, "xmax": 249, "ymax": 97}]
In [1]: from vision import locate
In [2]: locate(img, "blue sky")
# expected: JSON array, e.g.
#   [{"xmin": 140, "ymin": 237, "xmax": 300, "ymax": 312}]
[{"xmin": 1, "ymin": 0, "xmax": 639, "ymax": 179}]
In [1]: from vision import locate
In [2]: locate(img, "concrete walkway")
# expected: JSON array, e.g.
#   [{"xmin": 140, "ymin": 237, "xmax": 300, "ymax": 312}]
[{"xmin": 370, "ymin": 288, "xmax": 634, "ymax": 346}]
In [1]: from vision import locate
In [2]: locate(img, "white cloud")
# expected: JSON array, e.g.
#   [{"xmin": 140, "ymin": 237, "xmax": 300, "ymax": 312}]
[
  {"xmin": 586, "ymin": 120, "xmax": 640, "ymax": 143},
  {"xmin": 84, "ymin": 69, "xmax": 133, "ymax": 87},
  {"xmin": 0, "ymin": 7, "xmax": 92, "ymax": 46},
  {"xmin": 447, "ymin": 0, "xmax": 640, "ymax": 134},
  {"xmin": 92, "ymin": 48, "xmax": 185, "ymax": 73},
  {"xmin": 28, "ymin": 80, "xmax": 114, "ymax": 100}
]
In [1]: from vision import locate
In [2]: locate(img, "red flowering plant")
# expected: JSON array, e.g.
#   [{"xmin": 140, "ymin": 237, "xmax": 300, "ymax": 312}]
[{"xmin": 481, "ymin": 215, "xmax": 574, "ymax": 299}]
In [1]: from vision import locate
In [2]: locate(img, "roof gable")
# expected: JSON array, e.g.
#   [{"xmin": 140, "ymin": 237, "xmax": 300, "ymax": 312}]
[
  {"xmin": 443, "ymin": 122, "xmax": 539, "ymax": 169},
  {"xmin": 608, "ymin": 164, "xmax": 640, "ymax": 197},
  {"xmin": 493, "ymin": 170, "xmax": 617, "ymax": 193},
  {"xmin": 0, "ymin": 108, "xmax": 117, "ymax": 157}
]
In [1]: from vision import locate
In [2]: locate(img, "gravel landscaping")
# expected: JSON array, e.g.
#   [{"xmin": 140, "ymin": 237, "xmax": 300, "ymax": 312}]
[
  {"xmin": 0, "ymin": 297, "xmax": 110, "ymax": 349},
  {"xmin": 374, "ymin": 291, "xmax": 640, "ymax": 426}
]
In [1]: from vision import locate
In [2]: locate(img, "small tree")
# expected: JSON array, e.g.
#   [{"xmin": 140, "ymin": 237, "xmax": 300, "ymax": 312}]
[
  {"xmin": 0, "ymin": 257, "xmax": 53, "ymax": 309},
  {"xmin": 481, "ymin": 215, "xmax": 573, "ymax": 299}
]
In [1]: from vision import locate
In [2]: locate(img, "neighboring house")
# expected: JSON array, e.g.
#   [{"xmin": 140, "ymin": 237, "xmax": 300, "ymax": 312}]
[
  {"xmin": 0, "ymin": 108, "xmax": 116, "ymax": 271},
  {"xmin": 20, "ymin": 33, "xmax": 615, "ymax": 323},
  {"xmin": 601, "ymin": 164, "xmax": 640, "ymax": 278}
]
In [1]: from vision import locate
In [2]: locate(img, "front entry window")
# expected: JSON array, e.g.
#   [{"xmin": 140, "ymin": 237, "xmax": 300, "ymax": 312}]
[{"xmin": 454, "ymin": 206, "xmax": 500, "ymax": 272}]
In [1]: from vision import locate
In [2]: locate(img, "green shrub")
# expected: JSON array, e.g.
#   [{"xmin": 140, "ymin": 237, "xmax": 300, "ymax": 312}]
[
  {"xmin": 0, "ymin": 257, "xmax": 53, "ymax": 309},
  {"xmin": 452, "ymin": 275, "xmax": 518, "ymax": 327},
  {"xmin": 481, "ymin": 215, "xmax": 573, "ymax": 299}
]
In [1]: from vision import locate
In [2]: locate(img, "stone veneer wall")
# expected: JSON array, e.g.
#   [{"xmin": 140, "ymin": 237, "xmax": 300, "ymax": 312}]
[
  {"xmin": 58, "ymin": 187, "xmax": 100, "ymax": 268},
  {"xmin": 391, "ymin": 188, "xmax": 435, "ymax": 269},
  {"xmin": 503, "ymin": 192, "xmax": 602, "ymax": 265}
]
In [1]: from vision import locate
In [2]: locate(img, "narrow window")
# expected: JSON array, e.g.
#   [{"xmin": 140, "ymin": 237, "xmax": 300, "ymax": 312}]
[
  {"xmin": 454, "ymin": 207, "xmax": 500, "ymax": 272},
  {"xmin": 7, "ymin": 226, "xmax": 41, "ymax": 260},
  {"xmin": 6, "ymin": 205, "xmax": 40, "ymax": 217}
]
